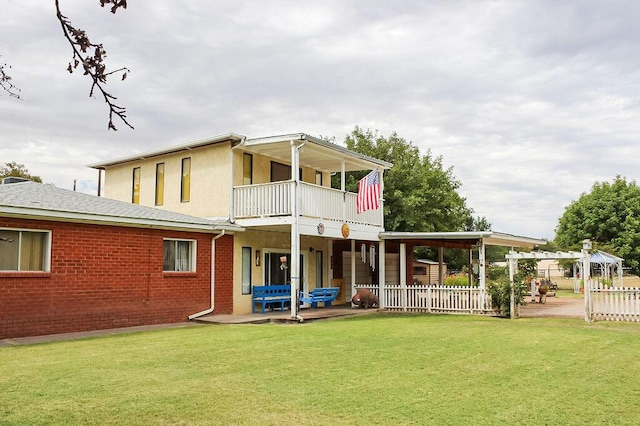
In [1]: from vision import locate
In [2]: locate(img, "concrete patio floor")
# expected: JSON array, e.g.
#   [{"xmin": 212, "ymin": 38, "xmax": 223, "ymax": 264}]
[{"xmin": 193, "ymin": 304, "xmax": 379, "ymax": 324}]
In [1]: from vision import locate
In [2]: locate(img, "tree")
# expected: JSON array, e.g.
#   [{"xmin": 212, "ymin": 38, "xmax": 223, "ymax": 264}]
[
  {"xmin": 0, "ymin": 58, "xmax": 20, "ymax": 99},
  {"xmin": 555, "ymin": 176, "xmax": 640, "ymax": 274},
  {"xmin": 0, "ymin": 162, "xmax": 43, "ymax": 183},
  {"xmin": 336, "ymin": 127, "xmax": 480, "ymax": 233},
  {"xmin": 2, "ymin": 1, "xmax": 131, "ymax": 130},
  {"xmin": 335, "ymin": 127, "xmax": 489, "ymax": 271}
]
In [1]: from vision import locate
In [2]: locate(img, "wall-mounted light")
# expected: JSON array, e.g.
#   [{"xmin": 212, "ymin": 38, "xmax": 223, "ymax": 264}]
[
  {"xmin": 309, "ymin": 246, "xmax": 314, "ymax": 252},
  {"xmin": 280, "ymin": 256, "xmax": 288, "ymax": 270},
  {"xmin": 255, "ymin": 250, "xmax": 261, "ymax": 266}
]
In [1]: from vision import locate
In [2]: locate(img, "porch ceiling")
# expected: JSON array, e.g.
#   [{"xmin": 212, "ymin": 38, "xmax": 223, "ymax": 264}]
[{"xmin": 238, "ymin": 133, "xmax": 393, "ymax": 173}]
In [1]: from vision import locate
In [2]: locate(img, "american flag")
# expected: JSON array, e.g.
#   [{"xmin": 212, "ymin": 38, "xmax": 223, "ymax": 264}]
[{"xmin": 356, "ymin": 170, "xmax": 380, "ymax": 214}]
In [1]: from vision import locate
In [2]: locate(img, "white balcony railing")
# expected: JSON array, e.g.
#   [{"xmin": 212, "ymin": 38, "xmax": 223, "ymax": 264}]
[{"xmin": 233, "ymin": 181, "xmax": 383, "ymax": 226}]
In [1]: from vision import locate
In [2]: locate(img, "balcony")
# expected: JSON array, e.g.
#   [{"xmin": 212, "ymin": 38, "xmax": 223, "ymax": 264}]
[{"xmin": 232, "ymin": 181, "xmax": 383, "ymax": 227}]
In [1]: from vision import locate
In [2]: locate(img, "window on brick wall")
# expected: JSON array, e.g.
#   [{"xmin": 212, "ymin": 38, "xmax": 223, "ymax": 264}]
[
  {"xmin": 163, "ymin": 239, "xmax": 196, "ymax": 272},
  {"xmin": 0, "ymin": 228, "xmax": 51, "ymax": 272}
]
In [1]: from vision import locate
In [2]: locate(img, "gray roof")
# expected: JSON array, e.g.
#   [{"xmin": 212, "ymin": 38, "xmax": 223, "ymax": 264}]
[{"xmin": 0, "ymin": 181, "xmax": 243, "ymax": 232}]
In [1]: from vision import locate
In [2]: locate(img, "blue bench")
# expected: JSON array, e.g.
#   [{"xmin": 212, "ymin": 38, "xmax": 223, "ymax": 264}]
[
  {"xmin": 299, "ymin": 287, "xmax": 340, "ymax": 308},
  {"xmin": 252, "ymin": 285, "xmax": 291, "ymax": 313}
]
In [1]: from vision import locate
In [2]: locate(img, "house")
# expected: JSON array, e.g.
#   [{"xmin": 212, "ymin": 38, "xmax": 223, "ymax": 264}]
[
  {"xmin": 89, "ymin": 132, "xmax": 547, "ymax": 317},
  {"xmin": 89, "ymin": 133, "xmax": 393, "ymax": 316},
  {"xmin": 0, "ymin": 181, "xmax": 242, "ymax": 339}
]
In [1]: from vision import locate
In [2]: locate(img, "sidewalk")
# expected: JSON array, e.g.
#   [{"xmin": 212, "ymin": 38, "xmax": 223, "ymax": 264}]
[
  {"xmin": 0, "ymin": 322, "xmax": 205, "ymax": 347},
  {"xmin": 1, "ymin": 306, "xmax": 378, "ymax": 347}
]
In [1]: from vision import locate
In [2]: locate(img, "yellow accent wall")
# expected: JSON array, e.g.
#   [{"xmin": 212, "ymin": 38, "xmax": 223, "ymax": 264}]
[{"xmin": 233, "ymin": 229, "xmax": 331, "ymax": 314}]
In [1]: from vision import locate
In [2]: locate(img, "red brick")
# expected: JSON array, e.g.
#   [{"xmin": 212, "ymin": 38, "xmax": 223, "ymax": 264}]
[{"xmin": 0, "ymin": 217, "xmax": 234, "ymax": 339}]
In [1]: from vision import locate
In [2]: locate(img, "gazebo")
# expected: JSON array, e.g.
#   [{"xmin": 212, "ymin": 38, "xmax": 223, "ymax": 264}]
[{"xmin": 583, "ymin": 250, "xmax": 624, "ymax": 287}]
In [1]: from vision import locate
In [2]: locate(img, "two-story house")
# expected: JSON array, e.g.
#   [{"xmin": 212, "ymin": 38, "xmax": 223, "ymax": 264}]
[{"xmin": 89, "ymin": 133, "xmax": 392, "ymax": 317}]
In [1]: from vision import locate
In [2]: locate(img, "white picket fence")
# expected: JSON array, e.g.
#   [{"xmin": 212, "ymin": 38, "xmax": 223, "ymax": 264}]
[
  {"xmin": 589, "ymin": 281, "xmax": 640, "ymax": 322},
  {"xmin": 355, "ymin": 284, "xmax": 493, "ymax": 314}
]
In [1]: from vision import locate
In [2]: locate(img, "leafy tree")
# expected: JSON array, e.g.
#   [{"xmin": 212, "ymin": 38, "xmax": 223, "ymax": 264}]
[
  {"xmin": 2, "ymin": 1, "xmax": 131, "ymax": 130},
  {"xmin": 555, "ymin": 176, "xmax": 640, "ymax": 274},
  {"xmin": 335, "ymin": 127, "xmax": 490, "ymax": 271},
  {"xmin": 335, "ymin": 127, "xmax": 480, "ymax": 232},
  {"xmin": 0, "ymin": 162, "xmax": 43, "ymax": 183}
]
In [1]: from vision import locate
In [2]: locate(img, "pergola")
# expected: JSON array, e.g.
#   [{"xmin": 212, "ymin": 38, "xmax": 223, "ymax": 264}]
[{"xmin": 505, "ymin": 239, "xmax": 593, "ymax": 321}]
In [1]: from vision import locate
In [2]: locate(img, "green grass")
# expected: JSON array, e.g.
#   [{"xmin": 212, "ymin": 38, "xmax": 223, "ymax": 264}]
[{"xmin": 3, "ymin": 315, "xmax": 640, "ymax": 425}]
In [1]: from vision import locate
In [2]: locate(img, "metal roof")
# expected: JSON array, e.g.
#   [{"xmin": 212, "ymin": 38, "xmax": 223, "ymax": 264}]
[
  {"xmin": 590, "ymin": 250, "xmax": 624, "ymax": 264},
  {"xmin": 0, "ymin": 181, "xmax": 243, "ymax": 233},
  {"xmin": 380, "ymin": 231, "xmax": 546, "ymax": 249}
]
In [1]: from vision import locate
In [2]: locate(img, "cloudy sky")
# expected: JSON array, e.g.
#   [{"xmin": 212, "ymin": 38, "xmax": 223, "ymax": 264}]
[{"xmin": 2, "ymin": 1, "xmax": 639, "ymax": 240}]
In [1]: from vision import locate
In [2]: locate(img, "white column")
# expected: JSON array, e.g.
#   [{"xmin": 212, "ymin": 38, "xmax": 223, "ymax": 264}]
[
  {"xmin": 479, "ymin": 240, "xmax": 486, "ymax": 310},
  {"xmin": 378, "ymin": 169, "xmax": 385, "ymax": 227},
  {"xmin": 290, "ymin": 141, "xmax": 300, "ymax": 319},
  {"xmin": 509, "ymin": 257, "xmax": 516, "ymax": 319},
  {"xmin": 400, "ymin": 243, "xmax": 407, "ymax": 311},
  {"xmin": 582, "ymin": 240, "xmax": 592, "ymax": 322},
  {"xmin": 379, "ymin": 239, "xmax": 386, "ymax": 308}
]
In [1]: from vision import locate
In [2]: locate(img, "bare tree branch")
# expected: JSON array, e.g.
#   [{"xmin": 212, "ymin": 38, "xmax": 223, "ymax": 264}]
[
  {"xmin": 55, "ymin": 0, "xmax": 133, "ymax": 131},
  {"xmin": 0, "ymin": 58, "xmax": 21, "ymax": 99}
]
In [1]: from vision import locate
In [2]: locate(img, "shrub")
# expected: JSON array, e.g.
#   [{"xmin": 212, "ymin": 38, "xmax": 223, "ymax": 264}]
[
  {"xmin": 487, "ymin": 276, "xmax": 526, "ymax": 317},
  {"xmin": 487, "ymin": 265, "xmax": 508, "ymax": 281},
  {"xmin": 444, "ymin": 274, "xmax": 473, "ymax": 287}
]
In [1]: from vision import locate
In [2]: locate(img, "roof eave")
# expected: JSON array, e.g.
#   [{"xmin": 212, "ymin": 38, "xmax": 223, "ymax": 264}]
[
  {"xmin": 88, "ymin": 133, "xmax": 245, "ymax": 169},
  {"xmin": 0, "ymin": 206, "xmax": 244, "ymax": 233}
]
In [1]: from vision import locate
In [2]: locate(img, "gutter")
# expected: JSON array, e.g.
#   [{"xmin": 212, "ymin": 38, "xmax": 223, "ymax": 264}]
[{"xmin": 188, "ymin": 230, "xmax": 226, "ymax": 320}]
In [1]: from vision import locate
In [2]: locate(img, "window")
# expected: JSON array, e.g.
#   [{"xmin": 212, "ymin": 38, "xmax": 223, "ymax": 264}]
[
  {"xmin": 270, "ymin": 161, "xmax": 302, "ymax": 182},
  {"xmin": 0, "ymin": 229, "xmax": 50, "ymax": 272},
  {"xmin": 315, "ymin": 171, "xmax": 323, "ymax": 186},
  {"xmin": 181, "ymin": 157, "xmax": 191, "ymax": 203},
  {"xmin": 163, "ymin": 239, "xmax": 196, "ymax": 272},
  {"xmin": 316, "ymin": 250, "xmax": 323, "ymax": 287},
  {"xmin": 243, "ymin": 154, "xmax": 253, "ymax": 185},
  {"xmin": 242, "ymin": 247, "xmax": 252, "ymax": 294},
  {"xmin": 132, "ymin": 167, "xmax": 141, "ymax": 204},
  {"xmin": 155, "ymin": 163, "xmax": 164, "ymax": 206}
]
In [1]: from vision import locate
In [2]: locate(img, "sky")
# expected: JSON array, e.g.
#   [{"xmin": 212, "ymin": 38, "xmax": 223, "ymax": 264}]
[{"xmin": 2, "ymin": 0, "xmax": 640, "ymax": 241}]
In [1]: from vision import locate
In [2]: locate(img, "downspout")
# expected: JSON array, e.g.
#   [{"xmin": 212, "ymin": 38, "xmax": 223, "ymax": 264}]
[{"xmin": 188, "ymin": 230, "xmax": 226, "ymax": 320}]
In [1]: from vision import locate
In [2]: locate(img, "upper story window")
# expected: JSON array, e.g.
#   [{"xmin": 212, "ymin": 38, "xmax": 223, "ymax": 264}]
[
  {"xmin": 270, "ymin": 161, "xmax": 302, "ymax": 182},
  {"xmin": 243, "ymin": 153, "xmax": 253, "ymax": 185},
  {"xmin": 132, "ymin": 167, "xmax": 141, "ymax": 204},
  {"xmin": 181, "ymin": 157, "xmax": 191, "ymax": 203},
  {"xmin": 163, "ymin": 239, "xmax": 196, "ymax": 272},
  {"xmin": 155, "ymin": 163, "xmax": 165, "ymax": 206},
  {"xmin": 315, "ymin": 171, "xmax": 323, "ymax": 186},
  {"xmin": 0, "ymin": 228, "xmax": 51, "ymax": 272}
]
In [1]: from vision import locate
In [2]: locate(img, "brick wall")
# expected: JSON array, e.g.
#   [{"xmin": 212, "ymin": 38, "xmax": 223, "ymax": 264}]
[{"xmin": 0, "ymin": 217, "xmax": 234, "ymax": 339}]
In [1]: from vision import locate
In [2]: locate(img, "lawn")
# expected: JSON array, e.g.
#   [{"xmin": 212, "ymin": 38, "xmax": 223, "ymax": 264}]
[{"xmin": 3, "ymin": 314, "xmax": 640, "ymax": 425}]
